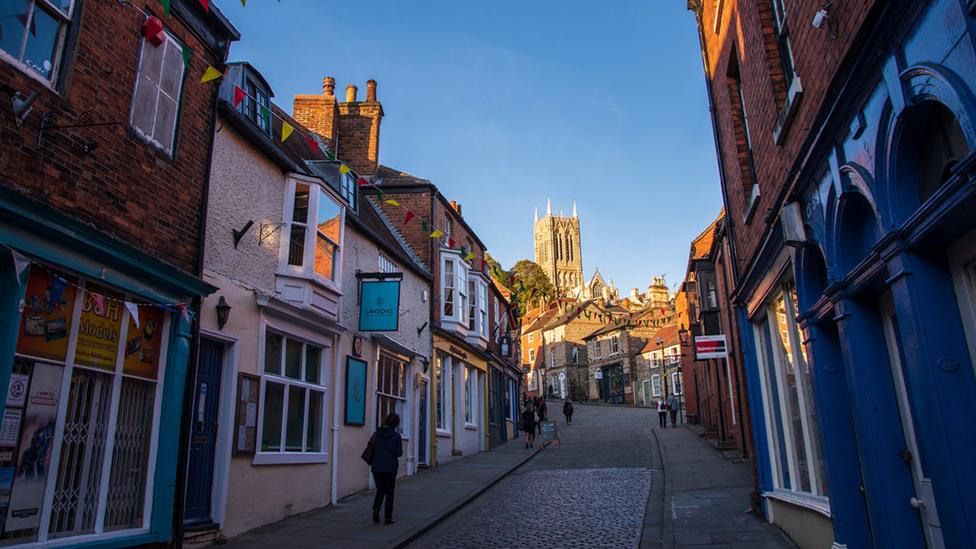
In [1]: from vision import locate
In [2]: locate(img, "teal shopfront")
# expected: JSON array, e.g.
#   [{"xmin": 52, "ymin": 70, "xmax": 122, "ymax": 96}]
[{"xmin": 0, "ymin": 188, "xmax": 214, "ymax": 547}]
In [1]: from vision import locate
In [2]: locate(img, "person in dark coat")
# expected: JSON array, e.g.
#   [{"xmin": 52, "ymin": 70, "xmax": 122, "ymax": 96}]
[
  {"xmin": 521, "ymin": 403, "xmax": 537, "ymax": 448},
  {"xmin": 563, "ymin": 400, "xmax": 574, "ymax": 424},
  {"xmin": 371, "ymin": 412, "xmax": 403, "ymax": 524}
]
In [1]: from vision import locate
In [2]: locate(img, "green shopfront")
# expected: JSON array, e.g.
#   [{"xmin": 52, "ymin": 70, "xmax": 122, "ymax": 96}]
[{"xmin": 0, "ymin": 188, "xmax": 214, "ymax": 547}]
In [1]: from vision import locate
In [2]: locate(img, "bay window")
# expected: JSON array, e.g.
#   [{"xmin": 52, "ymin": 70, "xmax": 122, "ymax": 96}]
[
  {"xmin": 467, "ymin": 279, "xmax": 476, "ymax": 330},
  {"xmin": 283, "ymin": 181, "xmax": 343, "ymax": 283},
  {"xmin": 259, "ymin": 331, "xmax": 327, "ymax": 462},
  {"xmin": 754, "ymin": 283, "xmax": 828, "ymax": 500},
  {"xmin": 0, "ymin": 0, "xmax": 75, "ymax": 84},
  {"xmin": 376, "ymin": 353, "xmax": 407, "ymax": 431},
  {"xmin": 441, "ymin": 255, "xmax": 468, "ymax": 326},
  {"xmin": 479, "ymin": 283, "xmax": 488, "ymax": 338}
]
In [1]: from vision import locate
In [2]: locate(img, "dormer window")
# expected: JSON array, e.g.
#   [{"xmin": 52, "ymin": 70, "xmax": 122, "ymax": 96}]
[
  {"xmin": 243, "ymin": 77, "xmax": 270, "ymax": 133},
  {"xmin": 339, "ymin": 170, "xmax": 357, "ymax": 211}
]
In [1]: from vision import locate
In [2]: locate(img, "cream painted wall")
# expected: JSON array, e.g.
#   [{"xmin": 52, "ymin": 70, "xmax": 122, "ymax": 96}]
[{"xmin": 767, "ymin": 498, "xmax": 833, "ymax": 549}]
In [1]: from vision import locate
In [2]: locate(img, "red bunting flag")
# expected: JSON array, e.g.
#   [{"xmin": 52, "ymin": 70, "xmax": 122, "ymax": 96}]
[
  {"xmin": 404, "ymin": 211, "xmax": 415, "ymax": 224},
  {"xmin": 448, "ymin": 238, "xmax": 456, "ymax": 249},
  {"xmin": 199, "ymin": 0, "xmax": 209, "ymax": 12},
  {"xmin": 307, "ymin": 136, "xmax": 318, "ymax": 150},
  {"xmin": 357, "ymin": 177, "xmax": 369, "ymax": 186},
  {"xmin": 233, "ymin": 85, "xmax": 245, "ymax": 107}
]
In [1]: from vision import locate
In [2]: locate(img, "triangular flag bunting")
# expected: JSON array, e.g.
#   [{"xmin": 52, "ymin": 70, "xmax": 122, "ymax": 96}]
[
  {"xmin": 464, "ymin": 251, "xmax": 476, "ymax": 261},
  {"xmin": 201, "ymin": 65, "xmax": 222, "ymax": 83},
  {"xmin": 91, "ymin": 293, "xmax": 107, "ymax": 316},
  {"xmin": 158, "ymin": 0, "xmax": 171, "ymax": 15},
  {"xmin": 181, "ymin": 44, "xmax": 192, "ymax": 67},
  {"xmin": 430, "ymin": 229, "xmax": 443, "ymax": 238},
  {"xmin": 125, "ymin": 302, "xmax": 140, "ymax": 329},
  {"xmin": 339, "ymin": 164, "xmax": 351, "ymax": 175},
  {"xmin": 241, "ymin": 0, "xmax": 246, "ymax": 5},
  {"xmin": 404, "ymin": 211, "xmax": 415, "ymax": 224},
  {"xmin": 281, "ymin": 122, "xmax": 294, "ymax": 142},
  {"xmin": 11, "ymin": 250, "xmax": 30, "ymax": 279},
  {"xmin": 385, "ymin": 199, "xmax": 401, "ymax": 207},
  {"xmin": 199, "ymin": 0, "xmax": 209, "ymax": 12},
  {"xmin": 233, "ymin": 85, "xmax": 245, "ymax": 107},
  {"xmin": 448, "ymin": 238, "xmax": 456, "ymax": 249},
  {"xmin": 357, "ymin": 178, "xmax": 370, "ymax": 186},
  {"xmin": 325, "ymin": 150, "xmax": 336, "ymax": 161},
  {"xmin": 306, "ymin": 136, "xmax": 318, "ymax": 150}
]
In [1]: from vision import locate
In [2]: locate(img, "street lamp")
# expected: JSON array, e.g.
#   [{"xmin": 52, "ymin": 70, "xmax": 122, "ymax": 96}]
[{"xmin": 678, "ymin": 324, "xmax": 690, "ymax": 347}]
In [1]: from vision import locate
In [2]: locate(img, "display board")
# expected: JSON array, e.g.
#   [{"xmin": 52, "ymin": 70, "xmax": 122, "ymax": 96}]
[{"xmin": 234, "ymin": 373, "xmax": 260, "ymax": 455}]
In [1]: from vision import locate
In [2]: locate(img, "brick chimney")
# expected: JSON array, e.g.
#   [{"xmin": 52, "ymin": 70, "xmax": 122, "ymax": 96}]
[
  {"xmin": 337, "ymin": 79, "xmax": 383, "ymax": 177},
  {"xmin": 450, "ymin": 200, "xmax": 462, "ymax": 216},
  {"xmin": 293, "ymin": 76, "xmax": 339, "ymax": 149}
]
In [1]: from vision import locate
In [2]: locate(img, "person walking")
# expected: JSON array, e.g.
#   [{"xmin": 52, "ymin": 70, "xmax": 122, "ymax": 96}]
[
  {"xmin": 667, "ymin": 393, "xmax": 679, "ymax": 428},
  {"xmin": 563, "ymin": 400, "xmax": 574, "ymax": 425},
  {"xmin": 657, "ymin": 399, "xmax": 667, "ymax": 429},
  {"xmin": 521, "ymin": 403, "xmax": 537, "ymax": 448},
  {"xmin": 370, "ymin": 413, "xmax": 403, "ymax": 525},
  {"xmin": 536, "ymin": 397, "xmax": 548, "ymax": 435}
]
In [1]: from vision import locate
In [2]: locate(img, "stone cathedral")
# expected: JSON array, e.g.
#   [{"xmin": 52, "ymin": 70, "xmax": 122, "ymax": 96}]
[{"xmin": 534, "ymin": 199, "xmax": 584, "ymax": 297}]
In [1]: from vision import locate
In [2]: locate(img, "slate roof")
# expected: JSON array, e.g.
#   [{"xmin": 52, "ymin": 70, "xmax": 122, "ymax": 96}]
[{"xmin": 639, "ymin": 324, "xmax": 681, "ymax": 354}]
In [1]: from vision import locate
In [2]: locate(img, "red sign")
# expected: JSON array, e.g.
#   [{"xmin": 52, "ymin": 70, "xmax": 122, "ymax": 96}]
[{"xmin": 694, "ymin": 335, "xmax": 728, "ymax": 359}]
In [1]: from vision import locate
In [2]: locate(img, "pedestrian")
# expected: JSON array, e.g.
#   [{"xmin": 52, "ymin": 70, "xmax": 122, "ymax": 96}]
[
  {"xmin": 667, "ymin": 393, "xmax": 678, "ymax": 428},
  {"xmin": 657, "ymin": 399, "xmax": 667, "ymax": 429},
  {"xmin": 370, "ymin": 412, "xmax": 403, "ymax": 525},
  {"xmin": 522, "ymin": 403, "xmax": 537, "ymax": 448},
  {"xmin": 536, "ymin": 397, "xmax": 548, "ymax": 435},
  {"xmin": 563, "ymin": 400, "xmax": 574, "ymax": 424}
]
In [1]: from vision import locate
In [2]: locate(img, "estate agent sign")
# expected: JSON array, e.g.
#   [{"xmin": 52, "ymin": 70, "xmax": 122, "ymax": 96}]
[{"xmin": 694, "ymin": 335, "xmax": 728, "ymax": 359}]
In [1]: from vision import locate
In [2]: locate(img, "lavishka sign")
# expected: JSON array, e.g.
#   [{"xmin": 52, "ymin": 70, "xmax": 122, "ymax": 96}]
[
  {"xmin": 694, "ymin": 335, "xmax": 728, "ymax": 359},
  {"xmin": 359, "ymin": 279, "xmax": 401, "ymax": 332}
]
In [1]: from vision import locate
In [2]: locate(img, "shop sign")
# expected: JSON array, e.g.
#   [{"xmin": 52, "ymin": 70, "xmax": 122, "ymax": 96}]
[
  {"xmin": 16, "ymin": 270, "xmax": 76, "ymax": 362},
  {"xmin": 695, "ymin": 335, "xmax": 728, "ymax": 359},
  {"xmin": 359, "ymin": 279, "xmax": 401, "ymax": 332},
  {"xmin": 123, "ymin": 305, "xmax": 164, "ymax": 379},
  {"xmin": 448, "ymin": 345, "xmax": 468, "ymax": 360},
  {"xmin": 74, "ymin": 287, "xmax": 124, "ymax": 371},
  {"xmin": 6, "ymin": 362, "xmax": 63, "ymax": 531},
  {"xmin": 594, "ymin": 370, "xmax": 603, "ymax": 380}
]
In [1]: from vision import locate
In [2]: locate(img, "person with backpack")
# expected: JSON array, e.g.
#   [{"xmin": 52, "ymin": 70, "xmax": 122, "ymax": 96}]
[
  {"xmin": 563, "ymin": 400, "xmax": 574, "ymax": 424},
  {"xmin": 667, "ymin": 393, "xmax": 679, "ymax": 428},
  {"xmin": 365, "ymin": 412, "xmax": 403, "ymax": 524},
  {"xmin": 657, "ymin": 399, "xmax": 667, "ymax": 429},
  {"xmin": 521, "ymin": 403, "xmax": 537, "ymax": 448}
]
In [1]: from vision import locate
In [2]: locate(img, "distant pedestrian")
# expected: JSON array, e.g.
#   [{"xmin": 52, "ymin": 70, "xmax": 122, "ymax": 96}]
[
  {"xmin": 657, "ymin": 399, "xmax": 667, "ymax": 429},
  {"xmin": 370, "ymin": 413, "xmax": 403, "ymax": 525},
  {"xmin": 667, "ymin": 393, "xmax": 679, "ymax": 428},
  {"xmin": 563, "ymin": 400, "xmax": 574, "ymax": 424},
  {"xmin": 522, "ymin": 404, "xmax": 537, "ymax": 448},
  {"xmin": 536, "ymin": 397, "xmax": 548, "ymax": 434}
]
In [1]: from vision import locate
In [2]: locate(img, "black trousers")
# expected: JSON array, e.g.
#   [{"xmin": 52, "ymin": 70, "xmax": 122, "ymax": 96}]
[
  {"xmin": 372, "ymin": 471, "xmax": 396, "ymax": 520},
  {"xmin": 658, "ymin": 411, "xmax": 667, "ymax": 428}
]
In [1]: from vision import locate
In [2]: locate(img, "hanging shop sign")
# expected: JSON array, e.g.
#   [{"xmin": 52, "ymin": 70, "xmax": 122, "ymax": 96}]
[
  {"xmin": 123, "ymin": 305, "xmax": 164, "ymax": 379},
  {"xmin": 694, "ymin": 335, "xmax": 728, "ymax": 359},
  {"xmin": 358, "ymin": 275, "xmax": 402, "ymax": 332}
]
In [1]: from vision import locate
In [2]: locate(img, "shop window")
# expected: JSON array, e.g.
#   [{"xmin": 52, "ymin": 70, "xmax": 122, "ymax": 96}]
[
  {"xmin": 754, "ymin": 285, "xmax": 829, "ymax": 499},
  {"xmin": 259, "ymin": 332, "xmax": 327, "ymax": 460},
  {"xmin": 0, "ymin": 0, "xmax": 74, "ymax": 84},
  {"xmin": 376, "ymin": 353, "xmax": 407, "ymax": 431},
  {"xmin": 435, "ymin": 353, "xmax": 449, "ymax": 432},
  {"xmin": 5, "ymin": 270, "xmax": 166, "ymax": 544},
  {"xmin": 130, "ymin": 27, "xmax": 186, "ymax": 156},
  {"xmin": 283, "ymin": 182, "xmax": 343, "ymax": 283},
  {"xmin": 463, "ymin": 367, "xmax": 474, "ymax": 425}
]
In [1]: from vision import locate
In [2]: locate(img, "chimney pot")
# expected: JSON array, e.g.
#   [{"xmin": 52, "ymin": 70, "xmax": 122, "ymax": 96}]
[
  {"xmin": 323, "ymin": 76, "xmax": 336, "ymax": 96},
  {"xmin": 345, "ymin": 84, "xmax": 358, "ymax": 103},
  {"xmin": 366, "ymin": 79, "xmax": 377, "ymax": 102}
]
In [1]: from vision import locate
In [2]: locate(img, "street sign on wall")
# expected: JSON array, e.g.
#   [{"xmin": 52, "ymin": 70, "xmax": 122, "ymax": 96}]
[{"xmin": 695, "ymin": 335, "xmax": 728, "ymax": 359}]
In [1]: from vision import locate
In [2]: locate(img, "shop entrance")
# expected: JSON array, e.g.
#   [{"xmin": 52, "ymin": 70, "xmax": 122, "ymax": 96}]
[{"xmin": 184, "ymin": 339, "xmax": 223, "ymax": 526}]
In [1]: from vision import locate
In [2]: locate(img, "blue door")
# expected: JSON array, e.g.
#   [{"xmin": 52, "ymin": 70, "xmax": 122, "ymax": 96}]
[
  {"xmin": 184, "ymin": 339, "xmax": 223, "ymax": 525},
  {"xmin": 418, "ymin": 380, "xmax": 427, "ymax": 465}
]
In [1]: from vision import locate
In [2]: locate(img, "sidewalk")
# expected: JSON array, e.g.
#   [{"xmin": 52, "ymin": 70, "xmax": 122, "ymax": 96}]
[
  {"xmin": 644, "ymin": 424, "xmax": 795, "ymax": 548},
  {"xmin": 224, "ymin": 438, "xmax": 542, "ymax": 549}
]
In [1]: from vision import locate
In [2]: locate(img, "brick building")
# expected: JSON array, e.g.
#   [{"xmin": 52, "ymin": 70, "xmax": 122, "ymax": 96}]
[
  {"xmin": 691, "ymin": 0, "xmax": 976, "ymax": 546},
  {"xmin": 0, "ymin": 0, "xmax": 237, "ymax": 545}
]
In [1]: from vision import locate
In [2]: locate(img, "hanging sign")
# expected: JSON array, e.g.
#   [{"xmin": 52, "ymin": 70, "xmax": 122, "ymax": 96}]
[
  {"xmin": 358, "ymin": 277, "xmax": 401, "ymax": 332},
  {"xmin": 694, "ymin": 335, "xmax": 728, "ymax": 359}
]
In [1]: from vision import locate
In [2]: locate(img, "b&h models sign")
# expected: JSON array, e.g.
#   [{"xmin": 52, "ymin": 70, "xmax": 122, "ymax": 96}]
[{"xmin": 358, "ymin": 273, "xmax": 402, "ymax": 332}]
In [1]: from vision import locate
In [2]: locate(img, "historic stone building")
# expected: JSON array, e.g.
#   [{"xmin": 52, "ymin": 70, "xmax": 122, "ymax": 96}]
[{"xmin": 533, "ymin": 199, "xmax": 583, "ymax": 297}]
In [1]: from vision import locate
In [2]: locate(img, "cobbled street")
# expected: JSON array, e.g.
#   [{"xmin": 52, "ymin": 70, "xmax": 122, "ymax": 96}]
[{"xmin": 409, "ymin": 403, "xmax": 657, "ymax": 549}]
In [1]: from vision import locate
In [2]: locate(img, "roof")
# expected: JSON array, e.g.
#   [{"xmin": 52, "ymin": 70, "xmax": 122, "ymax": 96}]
[
  {"xmin": 639, "ymin": 324, "xmax": 682, "ymax": 354},
  {"xmin": 376, "ymin": 165, "xmax": 432, "ymax": 187},
  {"xmin": 690, "ymin": 210, "xmax": 724, "ymax": 260},
  {"xmin": 582, "ymin": 322, "xmax": 632, "ymax": 341}
]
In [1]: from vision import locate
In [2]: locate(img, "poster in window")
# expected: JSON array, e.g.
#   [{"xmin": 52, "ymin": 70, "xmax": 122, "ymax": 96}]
[
  {"xmin": 6, "ymin": 374, "xmax": 29, "ymax": 408},
  {"xmin": 123, "ymin": 305, "xmax": 164, "ymax": 379},
  {"xmin": 344, "ymin": 357, "xmax": 368, "ymax": 426},
  {"xmin": 73, "ymin": 287, "xmax": 124, "ymax": 371},
  {"xmin": 16, "ymin": 270, "xmax": 76, "ymax": 362},
  {"xmin": 0, "ymin": 410, "xmax": 21, "ymax": 447},
  {"xmin": 5, "ymin": 362, "xmax": 63, "ymax": 531}
]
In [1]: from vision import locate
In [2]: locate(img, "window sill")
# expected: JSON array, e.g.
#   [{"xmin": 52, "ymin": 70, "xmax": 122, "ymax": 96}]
[
  {"xmin": 773, "ymin": 76, "xmax": 803, "ymax": 145},
  {"xmin": 0, "ymin": 49, "xmax": 59, "ymax": 94},
  {"xmin": 252, "ymin": 452, "xmax": 329, "ymax": 465},
  {"xmin": 436, "ymin": 429, "xmax": 452, "ymax": 438},
  {"xmin": 276, "ymin": 268, "xmax": 343, "ymax": 296},
  {"xmin": 464, "ymin": 423, "xmax": 478, "ymax": 430},
  {"xmin": 763, "ymin": 489, "xmax": 831, "ymax": 518},
  {"xmin": 743, "ymin": 185, "xmax": 761, "ymax": 225}
]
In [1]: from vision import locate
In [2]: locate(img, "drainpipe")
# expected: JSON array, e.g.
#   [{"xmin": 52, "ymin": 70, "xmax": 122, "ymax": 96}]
[{"xmin": 330, "ymin": 341, "xmax": 341, "ymax": 504}]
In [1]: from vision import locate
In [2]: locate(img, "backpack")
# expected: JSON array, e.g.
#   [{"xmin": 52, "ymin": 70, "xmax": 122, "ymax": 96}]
[{"xmin": 361, "ymin": 432, "xmax": 377, "ymax": 465}]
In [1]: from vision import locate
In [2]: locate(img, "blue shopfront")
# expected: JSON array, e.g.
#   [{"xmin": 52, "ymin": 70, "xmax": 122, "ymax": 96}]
[
  {"xmin": 0, "ymin": 187, "xmax": 214, "ymax": 547},
  {"xmin": 737, "ymin": 1, "xmax": 976, "ymax": 547}
]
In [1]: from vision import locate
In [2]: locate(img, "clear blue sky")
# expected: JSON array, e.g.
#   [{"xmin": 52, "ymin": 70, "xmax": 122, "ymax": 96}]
[{"xmin": 218, "ymin": 0, "xmax": 723, "ymax": 294}]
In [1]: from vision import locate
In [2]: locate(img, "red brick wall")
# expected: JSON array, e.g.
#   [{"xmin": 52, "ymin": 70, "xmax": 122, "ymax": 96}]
[
  {"xmin": 0, "ymin": 0, "xmax": 226, "ymax": 274},
  {"xmin": 700, "ymin": 0, "xmax": 875, "ymax": 275}
]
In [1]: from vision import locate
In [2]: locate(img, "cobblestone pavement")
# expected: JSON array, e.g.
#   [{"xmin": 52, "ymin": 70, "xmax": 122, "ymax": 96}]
[{"xmin": 409, "ymin": 402, "xmax": 658, "ymax": 549}]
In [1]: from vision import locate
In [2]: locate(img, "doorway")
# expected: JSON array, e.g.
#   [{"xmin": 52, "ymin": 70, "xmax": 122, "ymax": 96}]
[
  {"xmin": 418, "ymin": 380, "xmax": 428, "ymax": 466},
  {"xmin": 184, "ymin": 338, "xmax": 223, "ymax": 526}
]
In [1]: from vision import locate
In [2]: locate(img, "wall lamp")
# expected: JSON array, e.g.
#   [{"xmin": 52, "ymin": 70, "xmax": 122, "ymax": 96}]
[
  {"xmin": 812, "ymin": 2, "xmax": 836, "ymax": 39},
  {"xmin": 215, "ymin": 296, "xmax": 232, "ymax": 329}
]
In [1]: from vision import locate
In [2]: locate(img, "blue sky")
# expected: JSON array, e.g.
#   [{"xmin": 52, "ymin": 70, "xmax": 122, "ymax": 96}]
[{"xmin": 218, "ymin": 0, "xmax": 723, "ymax": 295}]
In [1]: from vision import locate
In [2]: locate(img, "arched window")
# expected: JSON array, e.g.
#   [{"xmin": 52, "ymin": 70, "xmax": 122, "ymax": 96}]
[
  {"xmin": 916, "ymin": 102, "xmax": 969, "ymax": 203},
  {"xmin": 837, "ymin": 192, "xmax": 881, "ymax": 273},
  {"xmin": 568, "ymin": 235, "xmax": 574, "ymax": 261}
]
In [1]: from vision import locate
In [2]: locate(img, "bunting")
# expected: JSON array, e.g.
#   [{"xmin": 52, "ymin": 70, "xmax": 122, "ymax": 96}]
[
  {"xmin": 181, "ymin": 44, "xmax": 192, "ymax": 67},
  {"xmin": 233, "ymin": 85, "xmax": 245, "ymax": 108},
  {"xmin": 339, "ymin": 165, "xmax": 351, "ymax": 175},
  {"xmin": 281, "ymin": 122, "xmax": 293, "ymax": 142},
  {"xmin": 158, "ymin": 0, "xmax": 170, "ymax": 15},
  {"xmin": 404, "ymin": 211, "xmax": 415, "ymax": 224},
  {"xmin": 201, "ymin": 65, "xmax": 222, "ymax": 83},
  {"xmin": 464, "ymin": 251, "xmax": 476, "ymax": 261},
  {"xmin": 357, "ymin": 177, "xmax": 370, "ymax": 186},
  {"xmin": 306, "ymin": 136, "xmax": 318, "ymax": 150},
  {"xmin": 199, "ymin": 0, "xmax": 208, "ymax": 12},
  {"xmin": 384, "ymin": 199, "xmax": 401, "ymax": 208},
  {"xmin": 430, "ymin": 229, "xmax": 443, "ymax": 238}
]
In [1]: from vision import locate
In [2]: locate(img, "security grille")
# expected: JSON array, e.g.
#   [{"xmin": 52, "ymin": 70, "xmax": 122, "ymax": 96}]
[{"xmin": 104, "ymin": 378, "xmax": 155, "ymax": 530}]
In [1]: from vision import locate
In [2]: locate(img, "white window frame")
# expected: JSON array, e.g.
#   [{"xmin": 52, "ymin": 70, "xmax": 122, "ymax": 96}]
[
  {"xmin": 671, "ymin": 371, "xmax": 683, "ymax": 395},
  {"xmin": 549, "ymin": 345, "xmax": 556, "ymax": 368},
  {"xmin": 378, "ymin": 253, "xmax": 397, "ymax": 274},
  {"xmin": 129, "ymin": 27, "xmax": 187, "ymax": 156},
  {"xmin": 0, "ymin": 0, "xmax": 75, "ymax": 86},
  {"xmin": 651, "ymin": 374, "xmax": 662, "ymax": 397},
  {"xmin": 441, "ymin": 253, "xmax": 469, "ymax": 327},
  {"xmin": 463, "ymin": 366, "xmax": 476, "ymax": 427},
  {"xmin": 593, "ymin": 339, "xmax": 601, "ymax": 358},
  {"xmin": 478, "ymin": 280, "xmax": 488, "ymax": 339},
  {"xmin": 528, "ymin": 333, "xmax": 535, "ymax": 343},
  {"xmin": 280, "ymin": 178, "xmax": 345, "ymax": 290},
  {"xmin": 254, "ymin": 330, "xmax": 329, "ymax": 465},
  {"xmin": 610, "ymin": 335, "xmax": 620, "ymax": 355},
  {"xmin": 528, "ymin": 348, "xmax": 535, "ymax": 363},
  {"xmin": 435, "ymin": 353, "xmax": 450, "ymax": 434},
  {"xmin": 375, "ymin": 352, "xmax": 408, "ymax": 432}
]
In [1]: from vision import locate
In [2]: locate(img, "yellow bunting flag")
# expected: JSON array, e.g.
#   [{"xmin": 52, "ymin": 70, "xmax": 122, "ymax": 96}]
[
  {"xmin": 281, "ymin": 122, "xmax": 294, "ymax": 142},
  {"xmin": 201, "ymin": 65, "xmax": 222, "ymax": 83},
  {"xmin": 464, "ymin": 252, "xmax": 476, "ymax": 261},
  {"xmin": 385, "ymin": 199, "xmax": 401, "ymax": 207},
  {"xmin": 430, "ymin": 229, "xmax": 444, "ymax": 238},
  {"xmin": 339, "ymin": 164, "xmax": 351, "ymax": 175}
]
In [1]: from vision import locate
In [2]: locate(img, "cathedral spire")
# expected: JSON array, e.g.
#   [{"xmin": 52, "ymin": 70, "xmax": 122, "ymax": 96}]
[
  {"xmin": 572, "ymin": 201, "xmax": 578, "ymax": 218},
  {"xmin": 534, "ymin": 207, "xmax": 539, "ymax": 223},
  {"xmin": 546, "ymin": 197, "xmax": 552, "ymax": 216}
]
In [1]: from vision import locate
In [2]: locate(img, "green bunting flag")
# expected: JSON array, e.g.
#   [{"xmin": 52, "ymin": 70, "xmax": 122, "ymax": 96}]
[
  {"xmin": 159, "ymin": 0, "xmax": 171, "ymax": 15},
  {"xmin": 181, "ymin": 44, "xmax": 192, "ymax": 67},
  {"xmin": 325, "ymin": 150, "xmax": 336, "ymax": 161}
]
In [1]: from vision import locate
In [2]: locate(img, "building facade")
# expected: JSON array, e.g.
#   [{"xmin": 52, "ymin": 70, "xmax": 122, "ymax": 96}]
[
  {"xmin": 692, "ymin": 0, "xmax": 976, "ymax": 546},
  {"xmin": 0, "ymin": 0, "xmax": 237, "ymax": 546},
  {"xmin": 533, "ymin": 200, "xmax": 584, "ymax": 297}
]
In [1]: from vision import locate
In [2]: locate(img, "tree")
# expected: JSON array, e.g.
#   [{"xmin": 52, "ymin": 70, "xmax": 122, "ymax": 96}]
[
  {"xmin": 510, "ymin": 259, "xmax": 555, "ymax": 317},
  {"xmin": 484, "ymin": 252, "xmax": 511, "ymax": 291}
]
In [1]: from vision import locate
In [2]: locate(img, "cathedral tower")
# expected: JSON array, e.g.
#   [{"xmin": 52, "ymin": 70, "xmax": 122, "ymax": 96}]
[{"xmin": 534, "ymin": 199, "xmax": 584, "ymax": 298}]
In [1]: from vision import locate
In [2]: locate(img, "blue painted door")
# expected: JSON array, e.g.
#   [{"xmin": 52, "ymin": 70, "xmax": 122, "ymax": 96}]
[
  {"xmin": 418, "ymin": 380, "xmax": 427, "ymax": 465},
  {"xmin": 184, "ymin": 339, "xmax": 223, "ymax": 525}
]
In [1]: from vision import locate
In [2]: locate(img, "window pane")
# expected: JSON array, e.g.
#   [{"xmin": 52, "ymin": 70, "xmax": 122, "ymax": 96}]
[
  {"xmin": 305, "ymin": 345, "xmax": 321, "ymax": 384},
  {"xmin": 159, "ymin": 39, "xmax": 183, "ymax": 99},
  {"xmin": 292, "ymin": 185, "xmax": 309, "ymax": 223},
  {"xmin": 104, "ymin": 377, "xmax": 155, "ymax": 530},
  {"xmin": 288, "ymin": 225, "xmax": 306, "ymax": 266},
  {"xmin": 306, "ymin": 391, "xmax": 323, "ymax": 452},
  {"xmin": 759, "ymin": 316, "xmax": 791, "ymax": 490},
  {"xmin": 317, "ymin": 189, "xmax": 342, "ymax": 242},
  {"xmin": 264, "ymin": 332, "xmax": 282, "ymax": 374},
  {"xmin": 152, "ymin": 93, "xmax": 177, "ymax": 153},
  {"xmin": 139, "ymin": 31, "xmax": 165, "ymax": 85},
  {"xmin": 285, "ymin": 386, "xmax": 305, "ymax": 452},
  {"xmin": 261, "ymin": 382, "xmax": 284, "ymax": 451},
  {"xmin": 284, "ymin": 338, "xmax": 302, "ymax": 380},
  {"xmin": 773, "ymin": 294, "xmax": 811, "ymax": 493},
  {"xmin": 23, "ymin": 5, "xmax": 60, "ymax": 79},
  {"xmin": 130, "ymin": 75, "xmax": 158, "ymax": 139},
  {"xmin": 0, "ymin": 0, "xmax": 30, "ymax": 60},
  {"xmin": 314, "ymin": 234, "xmax": 336, "ymax": 280}
]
